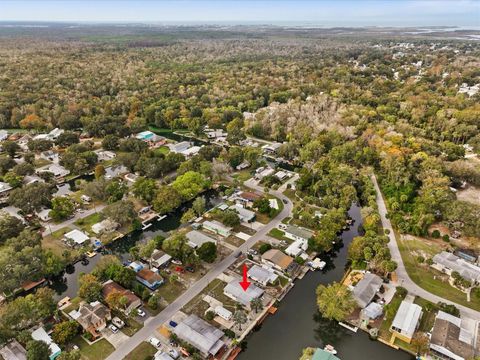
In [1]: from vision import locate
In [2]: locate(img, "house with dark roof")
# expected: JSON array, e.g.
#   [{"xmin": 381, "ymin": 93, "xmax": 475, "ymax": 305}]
[
  {"xmin": 352, "ymin": 273, "xmax": 383, "ymax": 308},
  {"xmin": 136, "ymin": 268, "xmax": 164, "ymax": 290},
  {"xmin": 74, "ymin": 301, "xmax": 111, "ymax": 338},
  {"xmin": 102, "ymin": 280, "xmax": 142, "ymax": 314},
  {"xmin": 430, "ymin": 311, "xmax": 476, "ymax": 360}
]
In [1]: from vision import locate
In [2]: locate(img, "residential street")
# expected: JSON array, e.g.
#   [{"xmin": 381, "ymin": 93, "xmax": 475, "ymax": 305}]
[
  {"xmin": 105, "ymin": 186, "xmax": 293, "ymax": 360},
  {"xmin": 371, "ymin": 174, "xmax": 480, "ymax": 320}
]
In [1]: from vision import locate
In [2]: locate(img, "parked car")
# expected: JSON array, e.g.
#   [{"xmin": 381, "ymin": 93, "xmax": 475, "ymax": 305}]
[
  {"xmin": 171, "ymin": 259, "xmax": 182, "ymax": 265},
  {"xmin": 248, "ymin": 249, "xmax": 258, "ymax": 255},
  {"xmin": 282, "ymin": 199, "xmax": 288, "ymax": 204},
  {"xmin": 185, "ymin": 266, "xmax": 195, "ymax": 273},
  {"xmin": 137, "ymin": 309, "xmax": 146, "ymax": 317},
  {"xmin": 168, "ymin": 349, "xmax": 180, "ymax": 359},
  {"xmin": 109, "ymin": 325, "xmax": 118, "ymax": 334},
  {"xmin": 112, "ymin": 317, "xmax": 125, "ymax": 328},
  {"xmin": 149, "ymin": 337, "xmax": 161, "ymax": 349}
]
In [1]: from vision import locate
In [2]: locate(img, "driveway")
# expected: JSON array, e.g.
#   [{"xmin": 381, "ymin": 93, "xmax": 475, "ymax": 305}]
[
  {"xmin": 101, "ymin": 327, "xmax": 130, "ymax": 349},
  {"xmin": 371, "ymin": 174, "xmax": 480, "ymax": 319},
  {"xmin": 105, "ymin": 179, "xmax": 293, "ymax": 360}
]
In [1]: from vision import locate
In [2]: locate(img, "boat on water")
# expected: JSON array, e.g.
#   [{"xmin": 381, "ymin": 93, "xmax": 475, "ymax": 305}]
[
  {"xmin": 308, "ymin": 258, "xmax": 326, "ymax": 270},
  {"xmin": 324, "ymin": 344, "xmax": 337, "ymax": 355}
]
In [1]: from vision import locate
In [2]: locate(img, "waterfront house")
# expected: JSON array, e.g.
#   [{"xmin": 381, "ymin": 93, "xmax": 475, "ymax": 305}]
[
  {"xmin": 311, "ymin": 348, "xmax": 340, "ymax": 360},
  {"xmin": 185, "ymin": 230, "xmax": 217, "ymax": 249},
  {"xmin": 37, "ymin": 164, "xmax": 70, "ymax": 181},
  {"xmin": 91, "ymin": 218, "xmax": 119, "ymax": 235},
  {"xmin": 0, "ymin": 340, "xmax": 27, "ymax": 360},
  {"xmin": 135, "ymin": 131, "xmax": 165, "ymax": 146},
  {"xmin": 261, "ymin": 249, "xmax": 295, "ymax": 273},
  {"xmin": 63, "ymin": 229, "xmax": 89, "ymax": 246},
  {"xmin": 173, "ymin": 314, "xmax": 226, "ymax": 357},
  {"xmin": 248, "ymin": 265, "xmax": 278, "ymax": 286},
  {"xmin": 352, "ymin": 273, "xmax": 383, "ymax": 308},
  {"xmin": 136, "ymin": 268, "xmax": 164, "ymax": 290},
  {"xmin": 223, "ymin": 279, "xmax": 264, "ymax": 308},
  {"xmin": 202, "ymin": 220, "xmax": 232, "ymax": 237},
  {"xmin": 285, "ymin": 240, "xmax": 308, "ymax": 257},
  {"xmin": 74, "ymin": 301, "xmax": 111, "ymax": 338},
  {"xmin": 363, "ymin": 302, "xmax": 383, "ymax": 320},
  {"xmin": 94, "ymin": 149, "xmax": 116, "ymax": 162},
  {"xmin": 430, "ymin": 311, "xmax": 476, "ymax": 360},
  {"xmin": 432, "ymin": 251, "xmax": 480, "ymax": 285},
  {"xmin": 261, "ymin": 142, "xmax": 282, "ymax": 155},
  {"xmin": 281, "ymin": 224, "xmax": 314, "ymax": 244},
  {"xmin": 150, "ymin": 249, "xmax": 172, "ymax": 268},
  {"xmin": 102, "ymin": 280, "xmax": 142, "ymax": 314},
  {"xmin": 390, "ymin": 300, "xmax": 422, "ymax": 343},
  {"xmin": 31, "ymin": 327, "xmax": 61, "ymax": 360},
  {"xmin": 104, "ymin": 165, "xmax": 128, "ymax": 179}
]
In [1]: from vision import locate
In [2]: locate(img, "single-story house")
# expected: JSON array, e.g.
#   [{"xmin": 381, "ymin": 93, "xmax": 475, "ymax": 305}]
[
  {"xmin": 1, "ymin": 206, "xmax": 25, "ymax": 223},
  {"xmin": 31, "ymin": 327, "xmax": 61, "ymax": 360},
  {"xmin": 135, "ymin": 131, "xmax": 164, "ymax": 144},
  {"xmin": 255, "ymin": 167, "xmax": 275, "ymax": 180},
  {"xmin": 390, "ymin": 300, "xmax": 422, "ymax": 343},
  {"xmin": 281, "ymin": 224, "xmax": 314, "ymax": 244},
  {"xmin": 261, "ymin": 142, "xmax": 282, "ymax": 155},
  {"xmin": 229, "ymin": 204, "xmax": 256, "ymax": 223},
  {"xmin": 23, "ymin": 174, "xmax": 44, "ymax": 185},
  {"xmin": 91, "ymin": 218, "xmax": 119, "ymax": 235},
  {"xmin": 154, "ymin": 352, "xmax": 174, "ymax": 360},
  {"xmin": 352, "ymin": 273, "xmax": 383, "ymax": 308},
  {"xmin": 102, "ymin": 280, "xmax": 142, "ymax": 314},
  {"xmin": 274, "ymin": 170, "xmax": 289, "ymax": 181},
  {"xmin": 36, "ymin": 207, "xmax": 52, "ymax": 222},
  {"xmin": 0, "ymin": 340, "xmax": 27, "ymax": 360},
  {"xmin": 150, "ymin": 249, "xmax": 172, "ymax": 268},
  {"xmin": 205, "ymin": 129, "xmax": 227, "ymax": 139},
  {"xmin": 136, "ymin": 268, "xmax": 164, "ymax": 290},
  {"xmin": 0, "ymin": 181, "xmax": 13, "ymax": 201},
  {"xmin": 202, "ymin": 220, "xmax": 232, "ymax": 238},
  {"xmin": 185, "ymin": 230, "xmax": 217, "ymax": 249},
  {"xmin": 454, "ymin": 249, "xmax": 478, "ymax": 264},
  {"xmin": 363, "ymin": 302, "xmax": 383, "ymax": 320},
  {"xmin": 430, "ymin": 311, "xmax": 476, "ymax": 360},
  {"xmin": 128, "ymin": 261, "xmax": 144, "ymax": 273},
  {"xmin": 235, "ymin": 161, "xmax": 250, "ymax": 170},
  {"xmin": 214, "ymin": 305, "xmax": 232, "ymax": 321},
  {"xmin": 75, "ymin": 301, "xmax": 111, "ymax": 338},
  {"xmin": 104, "ymin": 165, "xmax": 128, "ymax": 179},
  {"xmin": 262, "ymin": 249, "xmax": 294, "ymax": 272},
  {"xmin": 248, "ymin": 265, "xmax": 278, "ymax": 286},
  {"xmin": 312, "ymin": 348, "xmax": 340, "ymax": 360},
  {"xmin": 235, "ymin": 191, "xmax": 262, "ymax": 208},
  {"xmin": 173, "ymin": 314, "xmax": 226, "ymax": 357},
  {"xmin": 285, "ymin": 240, "xmax": 308, "ymax": 257},
  {"xmin": 180, "ymin": 146, "xmax": 201, "ymax": 158},
  {"xmin": 64, "ymin": 229, "xmax": 90, "ymax": 246},
  {"xmin": 94, "ymin": 149, "xmax": 116, "ymax": 162},
  {"xmin": 47, "ymin": 127, "xmax": 64, "ymax": 140},
  {"xmin": 432, "ymin": 251, "xmax": 480, "ymax": 285},
  {"xmin": 223, "ymin": 280, "xmax": 264, "ymax": 308},
  {"xmin": 37, "ymin": 164, "xmax": 70, "ymax": 180},
  {"xmin": 168, "ymin": 141, "xmax": 191, "ymax": 154},
  {"xmin": 0, "ymin": 130, "xmax": 9, "ymax": 142}
]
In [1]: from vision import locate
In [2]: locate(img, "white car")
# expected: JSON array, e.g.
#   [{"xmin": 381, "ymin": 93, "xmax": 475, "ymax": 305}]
[
  {"xmin": 168, "ymin": 349, "xmax": 180, "ymax": 359},
  {"xmin": 149, "ymin": 337, "xmax": 161, "ymax": 349},
  {"xmin": 108, "ymin": 325, "xmax": 118, "ymax": 334},
  {"xmin": 137, "ymin": 309, "xmax": 146, "ymax": 317}
]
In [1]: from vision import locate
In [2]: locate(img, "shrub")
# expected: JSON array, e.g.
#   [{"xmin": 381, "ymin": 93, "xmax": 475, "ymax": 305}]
[
  {"xmin": 442, "ymin": 234, "xmax": 450, "ymax": 242},
  {"xmin": 416, "ymin": 256, "xmax": 425, "ymax": 264},
  {"xmin": 205, "ymin": 311, "xmax": 215, "ymax": 321},
  {"xmin": 431, "ymin": 230, "xmax": 441, "ymax": 238},
  {"xmin": 396, "ymin": 286, "xmax": 408, "ymax": 297},
  {"xmin": 258, "ymin": 243, "xmax": 272, "ymax": 254}
]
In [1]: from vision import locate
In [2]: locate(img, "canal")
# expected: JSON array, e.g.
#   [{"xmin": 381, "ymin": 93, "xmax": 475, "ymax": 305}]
[
  {"xmin": 50, "ymin": 189, "xmax": 222, "ymax": 300},
  {"xmin": 238, "ymin": 204, "xmax": 414, "ymax": 360}
]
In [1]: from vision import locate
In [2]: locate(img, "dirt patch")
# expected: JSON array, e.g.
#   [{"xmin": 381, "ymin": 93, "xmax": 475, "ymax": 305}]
[{"xmin": 456, "ymin": 185, "xmax": 480, "ymax": 206}]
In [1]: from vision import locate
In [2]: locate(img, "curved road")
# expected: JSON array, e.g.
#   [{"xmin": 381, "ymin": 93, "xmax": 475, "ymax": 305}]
[
  {"xmin": 371, "ymin": 175, "xmax": 480, "ymax": 320},
  {"xmin": 106, "ymin": 186, "xmax": 293, "ymax": 359}
]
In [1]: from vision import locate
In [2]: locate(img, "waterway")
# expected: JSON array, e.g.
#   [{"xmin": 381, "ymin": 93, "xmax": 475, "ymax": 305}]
[
  {"xmin": 49, "ymin": 189, "xmax": 222, "ymax": 300},
  {"xmin": 238, "ymin": 204, "xmax": 414, "ymax": 360}
]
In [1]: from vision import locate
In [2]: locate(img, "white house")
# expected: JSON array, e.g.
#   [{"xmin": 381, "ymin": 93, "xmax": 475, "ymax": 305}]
[
  {"xmin": 432, "ymin": 251, "xmax": 480, "ymax": 285},
  {"xmin": 91, "ymin": 219, "xmax": 119, "ymax": 235},
  {"xmin": 64, "ymin": 229, "xmax": 89, "ymax": 246},
  {"xmin": 202, "ymin": 220, "xmax": 232, "ymax": 237},
  {"xmin": 229, "ymin": 204, "xmax": 256, "ymax": 223},
  {"xmin": 248, "ymin": 265, "xmax": 278, "ymax": 286},
  {"xmin": 168, "ymin": 141, "xmax": 191, "ymax": 154},
  {"xmin": 223, "ymin": 280, "xmax": 264, "ymax": 308},
  {"xmin": 36, "ymin": 207, "xmax": 52, "ymax": 222},
  {"xmin": 37, "ymin": 164, "xmax": 70, "ymax": 180},
  {"xmin": 185, "ymin": 230, "xmax": 217, "ymax": 249},
  {"xmin": 390, "ymin": 300, "xmax": 422, "ymax": 343}
]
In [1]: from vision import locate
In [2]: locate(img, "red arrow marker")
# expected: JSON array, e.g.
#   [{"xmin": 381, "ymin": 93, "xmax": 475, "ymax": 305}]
[{"xmin": 239, "ymin": 264, "xmax": 251, "ymax": 291}]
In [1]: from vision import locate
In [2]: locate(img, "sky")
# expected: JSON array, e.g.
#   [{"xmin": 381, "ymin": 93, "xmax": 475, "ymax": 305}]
[{"xmin": 0, "ymin": 0, "xmax": 479, "ymax": 27}]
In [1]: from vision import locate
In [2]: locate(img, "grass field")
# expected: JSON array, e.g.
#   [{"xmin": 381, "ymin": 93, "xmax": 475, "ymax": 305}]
[
  {"xmin": 75, "ymin": 213, "xmax": 103, "ymax": 233},
  {"xmin": 72, "ymin": 336, "xmax": 114, "ymax": 360},
  {"xmin": 124, "ymin": 342, "xmax": 157, "ymax": 360},
  {"xmin": 157, "ymin": 280, "xmax": 186, "ymax": 304},
  {"xmin": 42, "ymin": 226, "xmax": 78, "ymax": 257}
]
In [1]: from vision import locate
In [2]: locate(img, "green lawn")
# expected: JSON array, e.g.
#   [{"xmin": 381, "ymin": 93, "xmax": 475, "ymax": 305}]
[
  {"xmin": 397, "ymin": 234, "xmax": 480, "ymax": 311},
  {"xmin": 379, "ymin": 291, "xmax": 405, "ymax": 339},
  {"xmin": 124, "ymin": 342, "xmax": 157, "ymax": 360},
  {"xmin": 183, "ymin": 279, "xmax": 237, "ymax": 318},
  {"xmin": 268, "ymin": 228, "xmax": 289, "ymax": 241},
  {"xmin": 156, "ymin": 280, "xmax": 186, "ymax": 304},
  {"xmin": 42, "ymin": 227, "xmax": 78, "ymax": 258},
  {"xmin": 72, "ymin": 336, "xmax": 114, "ymax": 360},
  {"xmin": 232, "ymin": 170, "xmax": 252, "ymax": 182},
  {"xmin": 154, "ymin": 146, "xmax": 170, "ymax": 155},
  {"xmin": 75, "ymin": 213, "xmax": 103, "ymax": 233},
  {"xmin": 414, "ymin": 297, "xmax": 438, "ymax": 333}
]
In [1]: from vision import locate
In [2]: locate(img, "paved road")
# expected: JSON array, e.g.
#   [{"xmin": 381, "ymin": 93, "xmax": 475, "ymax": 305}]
[
  {"xmin": 371, "ymin": 174, "xmax": 480, "ymax": 320},
  {"xmin": 106, "ymin": 186, "xmax": 293, "ymax": 359},
  {"xmin": 42, "ymin": 205, "xmax": 106, "ymax": 236}
]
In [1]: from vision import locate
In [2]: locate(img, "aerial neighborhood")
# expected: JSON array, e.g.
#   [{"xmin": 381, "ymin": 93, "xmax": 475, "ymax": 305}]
[{"xmin": 0, "ymin": 20, "xmax": 479, "ymax": 360}]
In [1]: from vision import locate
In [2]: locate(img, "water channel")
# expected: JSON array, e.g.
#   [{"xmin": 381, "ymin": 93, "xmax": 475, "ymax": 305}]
[{"xmin": 238, "ymin": 204, "xmax": 414, "ymax": 360}]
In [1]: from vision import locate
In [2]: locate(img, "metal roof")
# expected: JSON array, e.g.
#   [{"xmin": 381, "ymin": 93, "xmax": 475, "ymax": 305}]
[
  {"xmin": 223, "ymin": 279, "xmax": 264, "ymax": 307},
  {"xmin": 391, "ymin": 301, "xmax": 422, "ymax": 339}
]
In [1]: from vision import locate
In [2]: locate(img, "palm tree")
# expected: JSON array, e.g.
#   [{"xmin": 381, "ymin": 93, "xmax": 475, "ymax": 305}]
[
  {"xmin": 250, "ymin": 298, "xmax": 263, "ymax": 313},
  {"xmin": 233, "ymin": 310, "xmax": 247, "ymax": 331}
]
